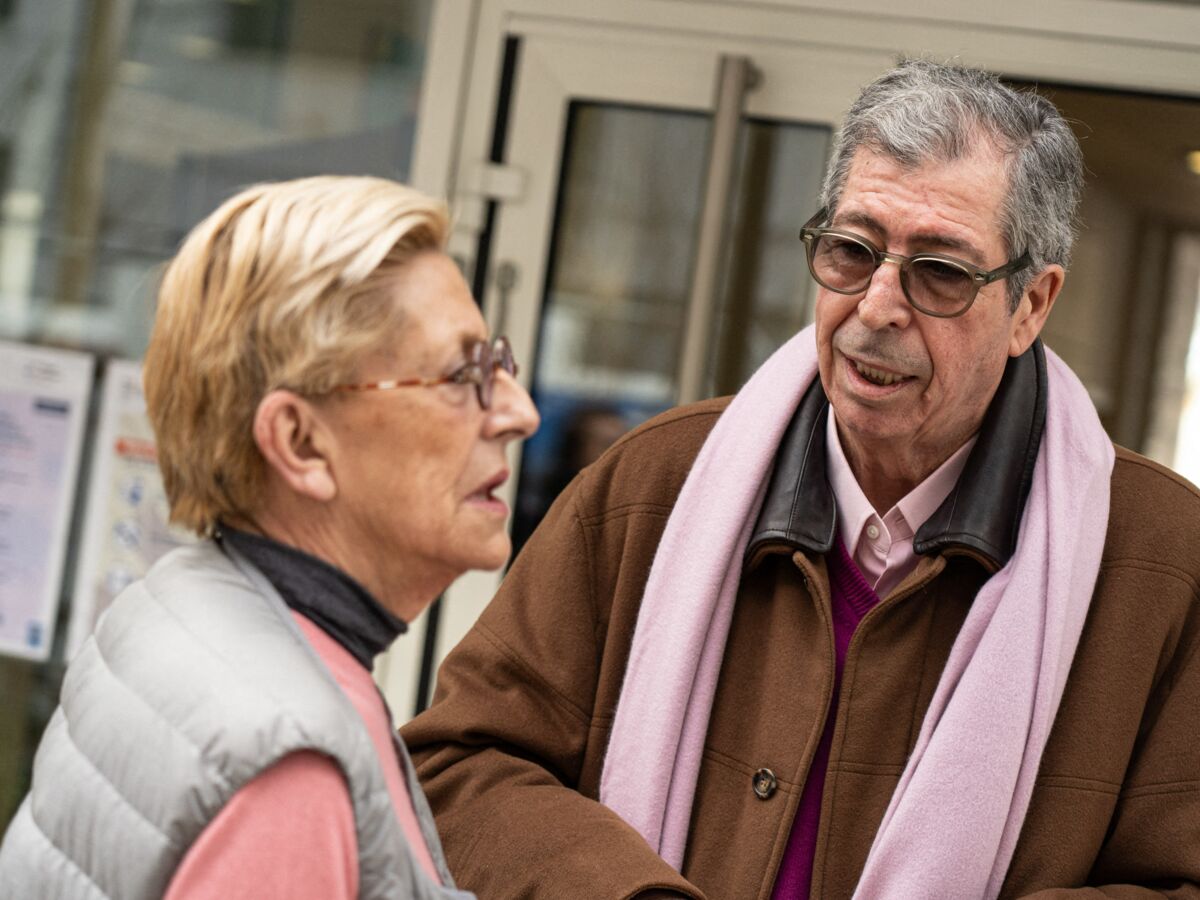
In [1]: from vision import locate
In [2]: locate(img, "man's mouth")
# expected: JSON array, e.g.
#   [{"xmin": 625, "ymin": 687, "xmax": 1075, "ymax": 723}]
[{"xmin": 852, "ymin": 359, "xmax": 910, "ymax": 387}]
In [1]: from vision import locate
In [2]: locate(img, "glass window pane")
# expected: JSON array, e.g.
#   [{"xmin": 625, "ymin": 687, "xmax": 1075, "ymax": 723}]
[
  {"xmin": 512, "ymin": 102, "xmax": 829, "ymax": 552},
  {"xmin": 539, "ymin": 104, "xmax": 707, "ymax": 403},
  {"xmin": 2, "ymin": 0, "xmax": 430, "ymax": 356},
  {"xmin": 512, "ymin": 103, "xmax": 706, "ymax": 551},
  {"xmin": 712, "ymin": 118, "xmax": 829, "ymax": 395}
]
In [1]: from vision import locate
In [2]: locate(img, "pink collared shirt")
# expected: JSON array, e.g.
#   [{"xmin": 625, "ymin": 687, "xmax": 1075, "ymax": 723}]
[{"xmin": 825, "ymin": 410, "xmax": 977, "ymax": 598}]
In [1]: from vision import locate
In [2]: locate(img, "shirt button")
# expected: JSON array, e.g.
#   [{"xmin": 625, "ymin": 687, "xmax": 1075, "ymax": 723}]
[
  {"xmin": 866, "ymin": 523, "xmax": 881, "ymax": 540},
  {"xmin": 752, "ymin": 768, "xmax": 778, "ymax": 800}
]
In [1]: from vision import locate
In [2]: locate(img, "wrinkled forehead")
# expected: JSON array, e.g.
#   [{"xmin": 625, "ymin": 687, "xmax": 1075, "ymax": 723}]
[
  {"xmin": 389, "ymin": 253, "xmax": 488, "ymax": 349},
  {"xmin": 834, "ymin": 144, "xmax": 1013, "ymax": 259}
]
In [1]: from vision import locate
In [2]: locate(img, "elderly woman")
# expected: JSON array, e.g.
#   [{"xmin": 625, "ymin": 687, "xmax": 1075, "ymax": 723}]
[{"xmin": 0, "ymin": 176, "xmax": 538, "ymax": 898}]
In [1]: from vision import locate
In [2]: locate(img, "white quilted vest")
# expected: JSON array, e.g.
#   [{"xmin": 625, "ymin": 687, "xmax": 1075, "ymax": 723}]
[{"xmin": 0, "ymin": 542, "xmax": 471, "ymax": 900}]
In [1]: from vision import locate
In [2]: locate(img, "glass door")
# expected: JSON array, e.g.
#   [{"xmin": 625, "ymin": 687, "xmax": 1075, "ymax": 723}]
[{"xmin": 393, "ymin": 29, "xmax": 894, "ymax": 712}]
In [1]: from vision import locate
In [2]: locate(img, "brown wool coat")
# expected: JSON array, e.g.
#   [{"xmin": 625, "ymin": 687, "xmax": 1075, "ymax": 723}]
[{"xmin": 403, "ymin": 396, "xmax": 1200, "ymax": 900}]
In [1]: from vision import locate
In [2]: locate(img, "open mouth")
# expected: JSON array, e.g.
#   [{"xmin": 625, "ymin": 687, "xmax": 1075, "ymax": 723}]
[
  {"xmin": 470, "ymin": 470, "xmax": 509, "ymax": 505},
  {"xmin": 852, "ymin": 359, "xmax": 910, "ymax": 387}
]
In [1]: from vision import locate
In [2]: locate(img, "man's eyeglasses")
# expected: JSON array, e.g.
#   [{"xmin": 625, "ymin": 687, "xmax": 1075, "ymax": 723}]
[
  {"xmin": 328, "ymin": 335, "xmax": 518, "ymax": 410},
  {"xmin": 799, "ymin": 209, "xmax": 1030, "ymax": 318}
]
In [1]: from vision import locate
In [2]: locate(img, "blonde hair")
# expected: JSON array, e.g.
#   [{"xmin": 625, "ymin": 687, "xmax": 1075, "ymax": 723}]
[{"xmin": 143, "ymin": 176, "xmax": 449, "ymax": 536}]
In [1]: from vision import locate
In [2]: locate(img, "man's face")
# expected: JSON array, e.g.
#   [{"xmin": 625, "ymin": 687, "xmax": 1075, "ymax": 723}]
[{"xmin": 815, "ymin": 146, "xmax": 1041, "ymax": 478}]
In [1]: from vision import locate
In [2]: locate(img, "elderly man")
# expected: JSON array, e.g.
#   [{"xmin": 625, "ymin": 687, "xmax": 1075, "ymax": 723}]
[{"xmin": 403, "ymin": 60, "xmax": 1200, "ymax": 899}]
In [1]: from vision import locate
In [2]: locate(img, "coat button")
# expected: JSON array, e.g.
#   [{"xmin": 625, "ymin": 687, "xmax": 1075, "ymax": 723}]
[{"xmin": 752, "ymin": 768, "xmax": 778, "ymax": 800}]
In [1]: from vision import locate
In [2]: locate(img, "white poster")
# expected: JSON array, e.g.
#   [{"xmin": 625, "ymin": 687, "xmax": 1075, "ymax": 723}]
[
  {"xmin": 0, "ymin": 341, "xmax": 93, "ymax": 661},
  {"xmin": 68, "ymin": 359, "xmax": 192, "ymax": 659}
]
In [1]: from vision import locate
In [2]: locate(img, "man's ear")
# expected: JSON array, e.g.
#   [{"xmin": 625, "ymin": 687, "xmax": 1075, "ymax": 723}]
[
  {"xmin": 1009, "ymin": 264, "xmax": 1064, "ymax": 357},
  {"xmin": 252, "ymin": 390, "xmax": 338, "ymax": 502}
]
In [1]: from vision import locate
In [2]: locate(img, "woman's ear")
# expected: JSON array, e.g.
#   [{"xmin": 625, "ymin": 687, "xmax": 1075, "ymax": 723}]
[{"xmin": 252, "ymin": 390, "xmax": 338, "ymax": 502}]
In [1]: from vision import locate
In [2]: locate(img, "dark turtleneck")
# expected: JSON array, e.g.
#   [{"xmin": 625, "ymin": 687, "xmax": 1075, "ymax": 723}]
[{"xmin": 216, "ymin": 525, "xmax": 406, "ymax": 670}]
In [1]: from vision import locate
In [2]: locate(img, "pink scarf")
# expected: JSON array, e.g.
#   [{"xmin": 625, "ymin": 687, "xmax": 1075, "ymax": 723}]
[{"xmin": 599, "ymin": 324, "xmax": 1113, "ymax": 899}]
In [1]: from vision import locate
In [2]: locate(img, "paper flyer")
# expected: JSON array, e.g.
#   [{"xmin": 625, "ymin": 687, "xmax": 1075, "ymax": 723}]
[
  {"xmin": 67, "ymin": 359, "xmax": 193, "ymax": 659},
  {"xmin": 0, "ymin": 341, "xmax": 94, "ymax": 661}
]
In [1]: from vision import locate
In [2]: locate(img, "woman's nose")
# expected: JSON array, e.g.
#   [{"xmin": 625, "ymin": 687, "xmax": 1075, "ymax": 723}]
[{"xmin": 489, "ymin": 369, "xmax": 540, "ymax": 440}]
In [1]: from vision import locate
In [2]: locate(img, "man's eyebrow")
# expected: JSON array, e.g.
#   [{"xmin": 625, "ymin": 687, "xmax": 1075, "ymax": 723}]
[
  {"xmin": 833, "ymin": 210, "xmax": 886, "ymax": 237},
  {"xmin": 907, "ymin": 230, "xmax": 983, "ymax": 261},
  {"xmin": 833, "ymin": 210, "xmax": 985, "ymax": 262}
]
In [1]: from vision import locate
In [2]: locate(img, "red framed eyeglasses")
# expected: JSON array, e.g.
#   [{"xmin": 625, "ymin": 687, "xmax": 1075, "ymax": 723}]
[{"xmin": 328, "ymin": 336, "xmax": 518, "ymax": 410}]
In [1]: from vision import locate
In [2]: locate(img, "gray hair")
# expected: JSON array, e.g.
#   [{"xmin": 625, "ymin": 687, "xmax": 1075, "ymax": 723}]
[{"xmin": 820, "ymin": 58, "xmax": 1084, "ymax": 310}]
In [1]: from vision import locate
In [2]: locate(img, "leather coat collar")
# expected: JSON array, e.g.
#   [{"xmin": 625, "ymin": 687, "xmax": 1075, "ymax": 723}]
[{"xmin": 745, "ymin": 340, "xmax": 1047, "ymax": 572}]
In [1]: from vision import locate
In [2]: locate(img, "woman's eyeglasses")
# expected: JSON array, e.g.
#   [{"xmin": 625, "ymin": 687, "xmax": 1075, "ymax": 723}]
[
  {"xmin": 327, "ymin": 336, "xmax": 518, "ymax": 410},
  {"xmin": 799, "ymin": 208, "xmax": 1029, "ymax": 318}
]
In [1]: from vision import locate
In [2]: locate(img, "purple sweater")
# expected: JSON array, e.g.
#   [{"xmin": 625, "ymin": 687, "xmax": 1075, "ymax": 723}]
[{"xmin": 770, "ymin": 540, "xmax": 882, "ymax": 900}]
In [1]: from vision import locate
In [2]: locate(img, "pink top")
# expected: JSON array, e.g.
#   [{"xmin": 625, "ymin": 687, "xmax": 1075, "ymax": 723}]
[
  {"xmin": 825, "ymin": 410, "xmax": 976, "ymax": 598},
  {"xmin": 164, "ymin": 612, "xmax": 441, "ymax": 898}
]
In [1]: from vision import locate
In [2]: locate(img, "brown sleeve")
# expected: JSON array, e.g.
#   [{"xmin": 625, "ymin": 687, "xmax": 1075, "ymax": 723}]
[
  {"xmin": 1086, "ymin": 602, "xmax": 1200, "ymax": 896},
  {"xmin": 1018, "ymin": 588, "xmax": 1200, "ymax": 899},
  {"xmin": 401, "ymin": 478, "xmax": 705, "ymax": 900}
]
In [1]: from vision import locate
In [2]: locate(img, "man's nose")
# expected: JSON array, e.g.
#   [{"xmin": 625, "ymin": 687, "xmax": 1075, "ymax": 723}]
[{"xmin": 856, "ymin": 256, "xmax": 913, "ymax": 330}]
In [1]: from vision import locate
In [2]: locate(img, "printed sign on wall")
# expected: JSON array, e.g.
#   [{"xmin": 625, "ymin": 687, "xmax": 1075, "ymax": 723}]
[
  {"xmin": 0, "ymin": 341, "xmax": 94, "ymax": 661},
  {"xmin": 68, "ymin": 359, "xmax": 192, "ymax": 659}
]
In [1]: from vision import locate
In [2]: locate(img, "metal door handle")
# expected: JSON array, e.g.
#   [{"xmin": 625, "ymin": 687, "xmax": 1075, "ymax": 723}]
[
  {"xmin": 490, "ymin": 260, "xmax": 518, "ymax": 337},
  {"xmin": 676, "ymin": 55, "xmax": 761, "ymax": 405}
]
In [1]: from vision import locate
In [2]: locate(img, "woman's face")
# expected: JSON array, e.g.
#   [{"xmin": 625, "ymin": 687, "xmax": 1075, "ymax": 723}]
[{"xmin": 321, "ymin": 251, "xmax": 539, "ymax": 615}]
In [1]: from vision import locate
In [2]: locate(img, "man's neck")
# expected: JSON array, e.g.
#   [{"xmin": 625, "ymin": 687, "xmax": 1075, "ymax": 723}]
[
  {"xmin": 847, "ymin": 463, "xmax": 921, "ymax": 516},
  {"xmin": 833, "ymin": 418, "xmax": 976, "ymax": 515}
]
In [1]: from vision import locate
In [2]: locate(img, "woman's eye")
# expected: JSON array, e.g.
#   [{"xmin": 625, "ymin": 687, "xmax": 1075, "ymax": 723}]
[{"xmin": 450, "ymin": 365, "xmax": 478, "ymax": 386}]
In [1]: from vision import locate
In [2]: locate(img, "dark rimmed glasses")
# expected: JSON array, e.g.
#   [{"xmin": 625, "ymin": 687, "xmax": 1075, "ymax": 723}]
[
  {"xmin": 799, "ymin": 209, "xmax": 1030, "ymax": 318},
  {"xmin": 328, "ymin": 335, "xmax": 518, "ymax": 410}
]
